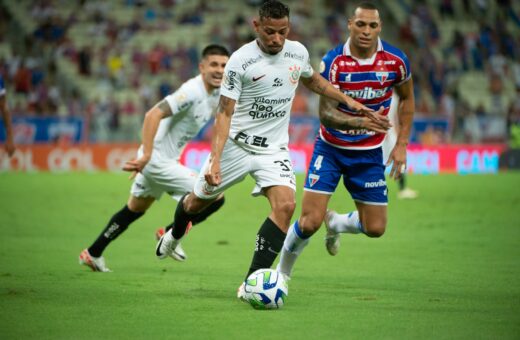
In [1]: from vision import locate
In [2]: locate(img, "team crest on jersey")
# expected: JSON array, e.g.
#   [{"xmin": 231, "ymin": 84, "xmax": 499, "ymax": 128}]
[
  {"xmin": 289, "ymin": 65, "xmax": 301, "ymax": 84},
  {"xmin": 375, "ymin": 71, "xmax": 388, "ymax": 85},
  {"xmin": 308, "ymin": 173, "xmax": 320, "ymax": 187},
  {"xmin": 344, "ymin": 73, "xmax": 352, "ymax": 82}
]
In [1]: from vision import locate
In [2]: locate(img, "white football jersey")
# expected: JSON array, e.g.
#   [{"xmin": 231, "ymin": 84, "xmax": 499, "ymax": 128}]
[
  {"xmin": 139, "ymin": 74, "xmax": 219, "ymax": 163},
  {"xmin": 221, "ymin": 39, "xmax": 314, "ymax": 154}
]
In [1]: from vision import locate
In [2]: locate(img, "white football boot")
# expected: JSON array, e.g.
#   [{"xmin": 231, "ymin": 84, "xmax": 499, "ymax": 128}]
[
  {"xmin": 324, "ymin": 210, "xmax": 341, "ymax": 256},
  {"xmin": 155, "ymin": 229, "xmax": 183, "ymax": 260},
  {"xmin": 237, "ymin": 282, "xmax": 247, "ymax": 302},
  {"xmin": 397, "ymin": 188, "xmax": 419, "ymax": 199},
  {"xmin": 79, "ymin": 249, "xmax": 111, "ymax": 272}
]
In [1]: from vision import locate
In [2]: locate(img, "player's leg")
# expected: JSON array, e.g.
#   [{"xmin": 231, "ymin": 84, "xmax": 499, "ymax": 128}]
[
  {"xmin": 157, "ymin": 140, "xmax": 249, "ymax": 259},
  {"xmin": 153, "ymin": 162, "xmax": 226, "ymax": 237},
  {"xmin": 277, "ymin": 191, "xmax": 331, "ymax": 278},
  {"xmin": 324, "ymin": 147, "xmax": 388, "ymax": 254},
  {"xmin": 80, "ymin": 194, "xmax": 154, "ymax": 272},
  {"xmin": 244, "ymin": 185, "xmax": 296, "ymax": 280}
]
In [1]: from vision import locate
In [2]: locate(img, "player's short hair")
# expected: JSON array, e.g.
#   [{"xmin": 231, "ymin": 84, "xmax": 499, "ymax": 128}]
[
  {"xmin": 353, "ymin": 2, "xmax": 379, "ymax": 16},
  {"xmin": 201, "ymin": 44, "xmax": 230, "ymax": 59},
  {"xmin": 259, "ymin": 0, "xmax": 290, "ymax": 20}
]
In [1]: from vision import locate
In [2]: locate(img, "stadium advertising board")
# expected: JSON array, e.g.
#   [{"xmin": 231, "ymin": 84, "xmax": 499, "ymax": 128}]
[
  {"xmin": 0, "ymin": 117, "xmax": 84, "ymax": 144},
  {"xmin": 0, "ymin": 143, "xmax": 506, "ymax": 174}
]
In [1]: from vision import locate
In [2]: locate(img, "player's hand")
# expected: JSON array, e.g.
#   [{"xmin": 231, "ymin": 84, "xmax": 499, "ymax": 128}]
[
  {"xmin": 122, "ymin": 155, "xmax": 150, "ymax": 179},
  {"xmin": 345, "ymin": 97, "xmax": 373, "ymax": 115},
  {"xmin": 205, "ymin": 157, "xmax": 222, "ymax": 186},
  {"xmin": 357, "ymin": 115, "xmax": 391, "ymax": 134},
  {"xmin": 386, "ymin": 143, "xmax": 407, "ymax": 180},
  {"xmin": 363, "ymin": 106, "xmax": 390, "ymax": 125}
]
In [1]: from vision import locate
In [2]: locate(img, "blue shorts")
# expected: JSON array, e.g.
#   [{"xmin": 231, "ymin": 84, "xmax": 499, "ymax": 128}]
[{"xmin": 303, "ymin": 138, "xmax": 388, "ymax": 205}]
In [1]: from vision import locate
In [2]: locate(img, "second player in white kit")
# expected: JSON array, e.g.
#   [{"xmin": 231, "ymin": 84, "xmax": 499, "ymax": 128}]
[{"xmin": 79, "ymin": 45, "xmax": 230, "ymax": 272}]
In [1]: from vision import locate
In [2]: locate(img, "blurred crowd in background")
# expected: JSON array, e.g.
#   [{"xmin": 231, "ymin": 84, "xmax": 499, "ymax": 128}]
[{"xmin": 0, "ymin": 0, "xmax": 519, "ymax": 145}]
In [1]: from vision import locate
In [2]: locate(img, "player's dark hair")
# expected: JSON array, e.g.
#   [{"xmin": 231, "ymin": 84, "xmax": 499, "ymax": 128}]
[
  {"xmin": 201, "ymin": 44, "xmax": 230, "ymax": 58},
  {"xmin": 259, "ymin": 0, "xmax": 290, "ymax": 20},
  {"xmin": 354, "ymin": 2, "xmax": 378, "ymax": 14}
]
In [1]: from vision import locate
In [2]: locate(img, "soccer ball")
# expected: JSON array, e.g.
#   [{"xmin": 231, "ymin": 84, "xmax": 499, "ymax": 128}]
[{"xmin": 244, "ymin": 268, "xmax": 288, "ymax": 310}]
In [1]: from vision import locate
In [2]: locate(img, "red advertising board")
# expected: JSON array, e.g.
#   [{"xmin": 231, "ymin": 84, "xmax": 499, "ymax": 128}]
[{"xmin": 0, "ymin": 143, "xmax": 507, "ymax": 174}]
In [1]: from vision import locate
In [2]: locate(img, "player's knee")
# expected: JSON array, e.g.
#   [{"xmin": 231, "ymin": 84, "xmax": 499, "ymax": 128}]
[
  {"xmin": 272, "ymin": 200, "xmax": 296, "ymax": 219},
  {"xmin": 363, "ymin": 223, "xmax": 386, "ymax": 238},
  {"xmin": 298, "ymin": 214, "xmax": 322, "ymax": 235},
  {"xmin": 182, "ymin": 193, "xmax": 208, "ymax": 214}
]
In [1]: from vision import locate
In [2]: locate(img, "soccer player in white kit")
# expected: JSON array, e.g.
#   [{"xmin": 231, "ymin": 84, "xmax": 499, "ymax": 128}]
[
  {"xmin": 79, "ymin": 45, "xmax": 230, "ymax": 272},
  {"xmin": 155, "ymin": 0, "xmax": 390, "ymax": 298}
]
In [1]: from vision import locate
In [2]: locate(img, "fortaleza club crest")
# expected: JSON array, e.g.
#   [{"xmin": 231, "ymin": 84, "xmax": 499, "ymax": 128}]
[
  {"xmin": 375, "ymin": 71, "xmax": 388, "ymax": 85},
  {"xmin": 289, "ymin": 65, "xmax": 301, "ymax": 84},
  {"xmin": 308, "ymin": 173, "xmax": 320, "ymax": 187}
]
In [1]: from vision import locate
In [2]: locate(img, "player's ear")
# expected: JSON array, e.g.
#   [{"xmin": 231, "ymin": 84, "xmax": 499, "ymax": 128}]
[
  {"xmin": 198, "ymin": 59, "xmax": 206, "ymax": 73},
  {"xmin": 253, "ymin": 18, "xmax": 260, "ymax": 33}
]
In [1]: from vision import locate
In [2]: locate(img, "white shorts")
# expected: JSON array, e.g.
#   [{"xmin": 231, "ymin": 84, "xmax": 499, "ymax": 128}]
[
  {"xmin": 131, "ymin": 161, "xmax": 198, "ymax": 201},
  {"xmin": 194, "ymin": 139, "xmax": 296, "ymax": 200}
]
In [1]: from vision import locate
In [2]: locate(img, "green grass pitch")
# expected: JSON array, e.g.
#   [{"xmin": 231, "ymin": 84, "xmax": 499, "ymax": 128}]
[{"xmin": 0, "ymin": 172, "xmax": 519, "ymax": 339}]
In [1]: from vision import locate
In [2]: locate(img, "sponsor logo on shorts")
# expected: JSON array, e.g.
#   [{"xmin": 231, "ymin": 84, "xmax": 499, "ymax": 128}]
[
  {"xmin": 308, "ymin": 173, "xmax": 320, "ymax": 187},
  {"xmin": 364, "ymin": 179, "xmax": 386, "ymax": 188},
  {"xmin": 252, "ymin": 74, "xmax": 266, "ymax": 82}
]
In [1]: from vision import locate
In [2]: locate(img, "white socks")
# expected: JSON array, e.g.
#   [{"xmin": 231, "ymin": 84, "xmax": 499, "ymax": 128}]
[
  {"xmin": 328, "ymin": 211, "xmax": 363, "ymax": 234},
  {"xmin": 276, "ymin": 221, "xmax": 309, "ymax": 278}
]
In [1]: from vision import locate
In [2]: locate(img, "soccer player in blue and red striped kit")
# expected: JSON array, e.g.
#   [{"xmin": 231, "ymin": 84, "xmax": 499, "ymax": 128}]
[{"xmin": 277, "ymin": 2, "xmax": 416, "ymax": 278}]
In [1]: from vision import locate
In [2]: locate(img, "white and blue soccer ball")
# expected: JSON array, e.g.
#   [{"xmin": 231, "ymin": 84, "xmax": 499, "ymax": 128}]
[{"xmin": 244, "ymin": 268, "xmax": 288, "ymax": 310}]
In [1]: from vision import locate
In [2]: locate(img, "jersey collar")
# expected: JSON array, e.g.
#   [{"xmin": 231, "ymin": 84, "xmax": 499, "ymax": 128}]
[{"xmin": 343, "ymin": 38, "xmax": 383, "ymax": 65}]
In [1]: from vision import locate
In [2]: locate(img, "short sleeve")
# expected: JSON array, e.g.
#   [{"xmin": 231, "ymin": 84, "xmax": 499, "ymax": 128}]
[
  {"xmin": 220, "ymin": 54, "xmax": 243, "ymax": 101},
  {"xmin": 164, "ymin": 82, "xmax": 197, "ymax": 116},
  {"xmin": 395, "ymin": 50, "xmax": 412, "ymax": 85},
  {"xmin": 319, "ymin": 44, "xmax": 342, "ymax": 87},
  {"xmin": 300, "ymin": 47, "xmax": 314, "ymax": 78}
]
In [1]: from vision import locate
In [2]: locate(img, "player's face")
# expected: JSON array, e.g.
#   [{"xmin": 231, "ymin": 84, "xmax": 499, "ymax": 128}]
[
  {"xmin": 200, "ymin": 54, "xmax": 228, "ymax": 90},
  {"xmin": 253, "ymin": 16, "xmax": 290, "ymax": 55},
  {"xmin": 348, "ymin": 8, "xmax": 381, "ymax": 52}
]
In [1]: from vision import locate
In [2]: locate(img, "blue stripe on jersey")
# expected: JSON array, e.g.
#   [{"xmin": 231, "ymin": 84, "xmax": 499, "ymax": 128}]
[
  {"xmin": 0, "ymin": 75, "xmax": 5, "ymax": 92},
  {"xmin": 325, "ymin": 127, "xmax": 371, "ymax": 142},
  {"xmin": 339, "ymin": 72, "xmax": 398, "ymax": 83}
]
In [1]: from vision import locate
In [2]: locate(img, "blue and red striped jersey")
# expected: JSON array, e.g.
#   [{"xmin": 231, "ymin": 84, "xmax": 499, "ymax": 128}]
[{"xmin": 319, "ymin": 38, "xmax": 411, "ymax": 149}]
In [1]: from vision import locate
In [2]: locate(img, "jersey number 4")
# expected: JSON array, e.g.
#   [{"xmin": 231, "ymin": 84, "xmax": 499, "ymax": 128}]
[{"xmin": 314, "ymin": 155, "xmax": 324, "ymax": 170}]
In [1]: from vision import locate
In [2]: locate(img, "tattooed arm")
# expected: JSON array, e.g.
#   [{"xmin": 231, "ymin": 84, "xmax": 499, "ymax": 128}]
[{"xmin": 319, "ymin": 96, "xmax": 389, "ymax": 133}]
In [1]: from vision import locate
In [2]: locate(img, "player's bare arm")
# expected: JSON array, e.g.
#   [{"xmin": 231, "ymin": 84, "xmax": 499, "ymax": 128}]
[
  {"xmin": 205, "ymin": 95, "xmax": 236, "ymax": 186},
  {"xmin": 319, "ymin": 95, "xmax": 390, "ymax": 133},
  {"xmin": 301, "ymin": 72, "xmax": 377, "ymax": 116},
  {"xmin": 388, "ymin": 78, "xmax": 415, "ymax": 179},
  {"xmin": 0, "ymin": 95, "xmax": 15, "ymax": 157},
  {"xmin": 122, "ymin": 100, "xmax": 172, "ymax": 177}
]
